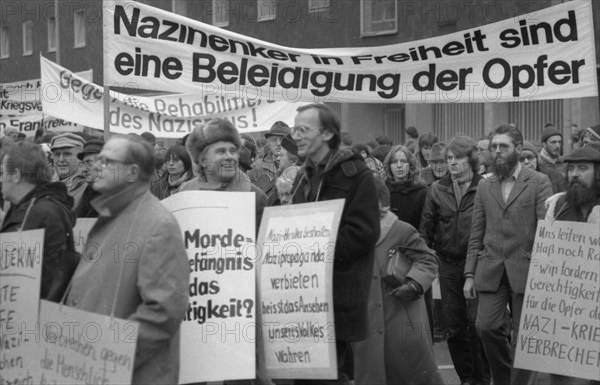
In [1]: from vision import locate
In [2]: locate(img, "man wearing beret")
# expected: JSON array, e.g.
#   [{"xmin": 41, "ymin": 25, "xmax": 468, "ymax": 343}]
[
  {"xmin": 74, "ymin": 138, "xmax": 104, "ymax": 217},
  {"xmin": 50, "ymin": 133, "xmax": 87, "ymax": 209},
  {"xmin": 538, "ymin": 124, "xmax": 567, "ymax": 193},
  {"xmin": 545, "ymin": 146, "xmax": 600, "ymax": 223},
  {"xmin": 248, "ymin": 121, "xmax": 291, "ymax": 196}
]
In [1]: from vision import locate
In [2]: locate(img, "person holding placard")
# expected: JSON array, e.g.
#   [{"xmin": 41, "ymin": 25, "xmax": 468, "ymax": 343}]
[
  {"xmin": 464, "ymin": 124, "xmax": 553, "ymax": 385},
  {"xmin": 180, "ymin": 118, "xmax": 267, "ymax": 232},
  {"xmin": 65, "ymin": 134, "xmax": 190, "ymax": 384},
  {"xmin": 540, "ymin": 147, "xmax": 600, "ymax": 385},
  {"xmin": 290, "ymin": 103, "xmax": 380, "ymax": 384},
  {"xmin": 354, "ymin": 178, "xmax": 443, "ymax": 385},
  {"xmin": 1, "ymin": 140, "xmax": 78, "ymax": 302}
]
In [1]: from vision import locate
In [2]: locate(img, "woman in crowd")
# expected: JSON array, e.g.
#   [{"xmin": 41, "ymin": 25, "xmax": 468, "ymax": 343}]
[
  {"xmin": 353, "ymin": 178, "xmax": 444, "ymax": 385},
  {"xmin": 151, "ymin": 144, "xmax": 193, "ymax": 200},
  {"xmin": 383, "ymin": 145, "xmax": 428, "ymax": 229}
]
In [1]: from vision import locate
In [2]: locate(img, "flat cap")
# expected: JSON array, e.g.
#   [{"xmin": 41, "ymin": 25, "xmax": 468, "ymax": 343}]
[
  {"xmin": 563, "ymin": 147, "xmax": 600, "ymax": 163},
  {"xmin": 50, "ymin": 133, "xmax": 85, "ymax": 151},
  {"xmin": 77, "ymin": 139, "xmax": 105, "ymax": 160}
]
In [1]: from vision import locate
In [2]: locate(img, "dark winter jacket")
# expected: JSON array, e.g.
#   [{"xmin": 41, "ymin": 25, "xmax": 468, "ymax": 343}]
[
  {"xmin": 387, "ymin": 180, "xmax": 428, "ymax": 230},
  {"xmin": 419, "ymin": 174, "xmax": 483, "ymax": 262},
  {"xmin": 291, "ymin": 149, "xmax": 380, "ymax": 341},
  {"xmin": 1, "ymin": 182, "xmax": 78, "ymax": 302},
  {"xmin": 74, "ymin": 185, "xmax": 100, "ymax": 218}
]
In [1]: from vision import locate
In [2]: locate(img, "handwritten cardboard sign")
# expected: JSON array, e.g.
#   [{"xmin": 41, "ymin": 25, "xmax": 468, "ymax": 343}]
[
  {"xmin": 515, "ymin": 220, "xmax": 600, "ymax": 381},
  {"xmin": 35, "ymin": 300, "xmax": 139, "ymax": 385},
  {"xmin": 0, "ymin": 229, "xmax": 44, "ymax": 385},
  {"xmin": 257, "ymin": 200, "xmax": 344, "ymax": 380}
]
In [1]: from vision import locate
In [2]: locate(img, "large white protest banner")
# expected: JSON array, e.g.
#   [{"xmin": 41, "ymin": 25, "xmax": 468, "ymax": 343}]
[
  {"xmin": 514, "ymin": 220, "xmax": 600, "ymax": 381},
  {"xmin": 41, "ymin": 56, "xmax": 304, "ymax": 137},
  {"xmin": 257, "ymin": 200, "xmax": 344, "ymax": 380},
  {"xmin": 0, "ymin": 230, "xmax": 44, "ymax": 385},
  {"xmin": 1, "ymin": 71, "xmax": 93, "ymax": 115},
  {"xmin": 34, "ymin": 300, "xmax": 139, "ymax": 385},
  {"xmin": 0, "ymin": 113, "xmax": 82, "ymax": 138},
  {"xmin": 103, "ymin": 0, "xmax": 597, "ymax": 103},
  {"xmin": 161, "ymin": 191, "xmax": 256, "ymax": 383}
]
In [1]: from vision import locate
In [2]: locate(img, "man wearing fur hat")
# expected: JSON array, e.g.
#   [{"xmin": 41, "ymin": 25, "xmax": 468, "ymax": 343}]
[
  {"xmin": 50, "ymin": 132, "xmax": 87, "ymax": 209},
  {"xmin": 289, "ymin": 103, "xmax": 380, "ymax": 384},
  {"xmin": 180, "ymin": 118, "xmax": 266, "ymax": 231},
  {"xmin": 538, "ymin": 124, "xmax": 567, "ymax": 193}
]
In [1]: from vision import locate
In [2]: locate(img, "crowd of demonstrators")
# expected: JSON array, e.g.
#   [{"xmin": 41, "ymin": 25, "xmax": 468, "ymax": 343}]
[{"xmin": 1, "ymin": 111, "xmax": 600, "ymax": 385}]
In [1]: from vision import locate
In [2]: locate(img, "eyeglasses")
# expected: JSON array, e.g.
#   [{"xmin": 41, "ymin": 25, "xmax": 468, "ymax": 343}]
[
  {"xmin": 83, "ymin": 159, "xmax": 101, "ymax": 167},
  {"xmin": 489, "ymin": 143, "xmax": 513, "ymax": 152},
  {"xmin": 96, "ymin": 155, "xmax": 132, "ymax": 168},
  {"xmin": 291, "ymin": 125, "xmax": 321, "ymax": 136}
]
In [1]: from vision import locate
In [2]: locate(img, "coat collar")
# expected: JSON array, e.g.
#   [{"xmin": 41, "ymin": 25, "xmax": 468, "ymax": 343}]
[
  {"xmin": 91, "ymin": 182, "xmax": 150, "ymax": 217},
  {"xmin": 488, "ymin": 166, "xmax": 535, "ymax": 209}
]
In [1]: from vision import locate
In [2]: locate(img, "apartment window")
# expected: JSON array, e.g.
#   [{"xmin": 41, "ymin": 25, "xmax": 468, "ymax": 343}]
[
  {"xmin": 257, "ymin": 0, "xmax": 276, "ymax": 21},
  {"xmin": 48, "ymin": 17, "xmax": 57, "ymax": 52},
  {"xmin": 212, "ymin": 0, "xmax": 229, "ymax": 27},
  {"xmin": 309, "ymin": 0, "xmax": 329, "ymax": 12},
  {"xmin": 74, "ymin": 9, "xmax": 86, "ymax": 48},
  {"xmin": 22, "ymin": 21, "xmax": 33, "ymax": 55},
  {"xmin": 361, "ymin": 0, "xmax": 397, "ymax": 36},
  {"xmin": 172, "ymin": 0, "xmax": 188, "ymax": 17},
  {"xmin": 1, "ymin": 27, "xmax": 9, "ymax": 58}
]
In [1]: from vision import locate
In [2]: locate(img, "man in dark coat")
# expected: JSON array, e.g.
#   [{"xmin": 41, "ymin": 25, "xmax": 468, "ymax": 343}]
[
  {"xmin": 74, "ymin": 138, "xmax": 104, "ymax": 217},
  {"xmin": 420, "ymin": 136, "xmax": 490, "ymax": 385},
  {"xmin": 538, "ymin": 125, "xmax": 567, "ymax": 193},
  {"xmin": 1, "ymin": 140, "xmax": 78, "ymax": 302},
  {"xmin": 464, "ymin": 124, "xmax": 552, "ymax": 385},
  {"xmin": 290, "ymin": 103, "xmax": 380, "ymax": 384}
]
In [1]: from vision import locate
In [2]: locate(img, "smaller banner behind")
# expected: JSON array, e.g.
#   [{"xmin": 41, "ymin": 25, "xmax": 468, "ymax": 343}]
[
  {"xmin": 257, "ymin": 200, "xmax": 344, "ymax": 380},
  {"xmin": 0, "ymin": 113, "xmax": 82, "ymax": 138},
  {"xmin": 41, "ymin": 56, "xmax": 305, "ymax": 138},
  {"xmin": 0, "ymin": 229, "xmax": 44, "ymax": 385},
  {"xmin": 161, "ymin": 191, "xmax": 256, "ymax": 383},
  {"xmin": 514, "ymin": 220, "xmax": 600, "ymax": 381}
]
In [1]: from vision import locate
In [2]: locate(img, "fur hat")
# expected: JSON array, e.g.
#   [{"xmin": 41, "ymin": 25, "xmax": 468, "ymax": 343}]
[
  {"xmin": 541, "ymin": 126, "xmax": 562, "ymax": 143},
  {"xmin": 186, "ymin": 119, "xmax": 241, "ymax": 164}
]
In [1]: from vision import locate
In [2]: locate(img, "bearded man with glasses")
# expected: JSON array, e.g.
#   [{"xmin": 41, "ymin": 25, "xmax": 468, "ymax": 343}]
[{"xmin": 464, "ymin": 124, "xmax": 552, "ymax": 385}]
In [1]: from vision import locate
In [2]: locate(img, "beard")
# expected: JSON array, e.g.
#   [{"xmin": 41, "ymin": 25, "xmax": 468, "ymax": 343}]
[
  {"xmin": 491, "ymin": 150, "xmax": 519, "ymax": 178},
  {"xmin": 565, "ymin": 180, "xmax": 600, "ymax": 208}
]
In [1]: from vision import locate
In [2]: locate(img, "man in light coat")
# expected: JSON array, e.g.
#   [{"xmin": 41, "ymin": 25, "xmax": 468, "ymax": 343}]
[
  {"xmin": 464, "ymin": 124, "xmax": 552, "ymax": 385},
  {"xmin": 65, "ymin": 135, "xmax": 189, "ymax": 384}
]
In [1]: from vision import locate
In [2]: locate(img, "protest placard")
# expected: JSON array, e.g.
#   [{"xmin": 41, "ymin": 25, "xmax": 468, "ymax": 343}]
[
  {"xmin": 0, "ymin": 229, "xmax": 44, "ymax": 385},
  {"xmin": 514, "ymin": 220, "xmax": 600, "ymax": 381},
  {"xmin": 161, "ymin": 191, "xmax": 256, "ymax": 383},
  {"xmin": 103, "ymin": 0, "xmax": 597, "ymax": 103},
  {"xmin": 256, "ymin": 200, "xmax": 344, "ymax": 380},
  {"xmin": 73, "ymin": 218, "xmax": 98, "ymax": 255},
  {"xmin": 40, "ymin": 56, "xmax": 305, "ymax": 138},
  {"xmin": 35, "ymin": 300, "xmax": 139, "ymax": 385}
]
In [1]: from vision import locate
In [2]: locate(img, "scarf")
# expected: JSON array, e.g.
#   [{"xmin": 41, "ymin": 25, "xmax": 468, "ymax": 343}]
[
  {"xmin": 168, "ymin": 173, "xmax": 189, "ymax": 189},
  {"xmin": 451, "ymin": 172, "xmax": 472, "ymax": 206}
]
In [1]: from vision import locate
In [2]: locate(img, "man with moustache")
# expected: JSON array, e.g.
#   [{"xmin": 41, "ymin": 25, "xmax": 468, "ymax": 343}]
[
  {"xmin": 248, "ymin": 121, "xmax": 291, "ymax": 196},
  {"xmin": 464, "ymin": 124, "xmax": 552, "ymax": 385},
  {"xmin": 74, "ymin": 138, "xmax": 104, "ymax": 217},
  {"xmin": 538, "ymin": 125, "xmax": 567, "ymax": 193},
  {"xmin": 545, "ymin": 146, "xmax": 600, "ymax": 224}
]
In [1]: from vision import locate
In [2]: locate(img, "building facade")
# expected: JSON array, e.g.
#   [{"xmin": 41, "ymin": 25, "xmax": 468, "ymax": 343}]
[{"xmin": 1, "ymin": 0, "xmax": 599, "ymax": 146}]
